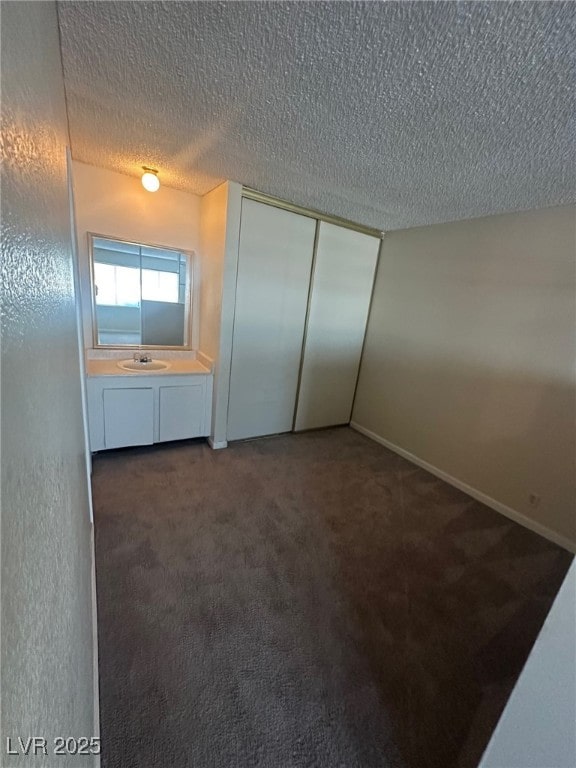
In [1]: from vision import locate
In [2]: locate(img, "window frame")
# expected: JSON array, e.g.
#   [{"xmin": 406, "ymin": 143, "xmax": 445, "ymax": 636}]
[{"xmin": 88, "ymin": 233, "xmax": 197, "ymax": 351}]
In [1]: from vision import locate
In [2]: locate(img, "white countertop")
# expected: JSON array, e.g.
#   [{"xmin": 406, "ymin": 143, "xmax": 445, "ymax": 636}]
[{"xmin": 86, "ymin": 358, "xmax": 212, "ymax": 377}]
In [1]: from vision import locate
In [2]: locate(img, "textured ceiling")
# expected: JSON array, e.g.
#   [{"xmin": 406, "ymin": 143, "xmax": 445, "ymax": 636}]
[{"xmin": 58, "ymin": 1, "xmax": 575, "ymax": 230}]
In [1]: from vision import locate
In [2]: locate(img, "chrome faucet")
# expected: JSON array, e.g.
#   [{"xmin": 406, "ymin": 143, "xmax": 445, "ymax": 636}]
[{"xmin": 133, "ymin": 352, "xmax": 152, "ymax": 363}]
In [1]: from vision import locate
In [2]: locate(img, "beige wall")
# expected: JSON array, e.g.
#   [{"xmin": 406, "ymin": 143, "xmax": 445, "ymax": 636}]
[
  {"xmin": 199, "ymin": 183, "xmax": 230, "ymax": 364},
  {"xmin": 199, "ymin": 182, "xmax": 242, "ymax": 446},
  {"xmin": 1, "ymin": 2, "xmax": 97, "ymax": 764},
  {"xmin": 71, "ymin": 160, "xmax": 201, "ymax": 349},
  {"xmin": 353, "ymin": 205, "xmax": 576, "ymax": 549}
]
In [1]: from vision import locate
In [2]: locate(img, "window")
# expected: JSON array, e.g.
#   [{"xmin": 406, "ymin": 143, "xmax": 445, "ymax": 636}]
[
  {"xmin": 94, "ymin": 264, "xmax": 141, "ymax": 307},
  {"xmin": 141, "ymin": 269, "xmax": 179, "ymax": 303},
  {"xmin": 94, "ymin": 265, "xmax": 180, "ymax": 306}
]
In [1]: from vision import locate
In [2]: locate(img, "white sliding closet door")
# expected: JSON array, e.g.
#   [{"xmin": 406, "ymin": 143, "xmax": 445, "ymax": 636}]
[
  {"xmin": 227, "ymin": 199, "xmax": 316, "ymax": 441},
  {"xmin": 295, "ymin": 222, "xmax": 380, "ymax": 431}
]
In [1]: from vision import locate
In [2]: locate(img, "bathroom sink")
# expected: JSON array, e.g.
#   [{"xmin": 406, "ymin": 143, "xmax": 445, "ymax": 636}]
[{"xmin": 117, "ymin": 359, "xmax": 171, "ymax": 372}]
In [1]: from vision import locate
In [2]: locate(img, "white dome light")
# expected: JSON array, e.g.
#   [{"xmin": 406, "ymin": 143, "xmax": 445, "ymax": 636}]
[{"xmin": 141, "ymin": 167, "xmax": 160, "ymax": 192}]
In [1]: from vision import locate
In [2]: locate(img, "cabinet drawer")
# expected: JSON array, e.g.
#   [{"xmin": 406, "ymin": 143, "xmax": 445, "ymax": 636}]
[
  {"xmin": 159, "ymin": 384, "xmax": 204, "ymax": 442},
  {"xmin": 103, "ymin": 388, "xmax": 154, "ymax": 449}
]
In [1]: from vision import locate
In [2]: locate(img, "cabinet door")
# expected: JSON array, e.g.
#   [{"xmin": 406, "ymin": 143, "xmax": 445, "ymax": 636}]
[
  {"xmin": 295, "ymin": 222, "xmax": 380, "ymax": 431},
  {"xmin": 227, "ymin": 199, "xmax": 316, "ymax": 441},
  {"xmin": 159, "ymin": 384, "xmax": 205, "ymax": 442},
  {"xmin": 103, "ymin": 388, "xmax": 154, "ymax": 449}
]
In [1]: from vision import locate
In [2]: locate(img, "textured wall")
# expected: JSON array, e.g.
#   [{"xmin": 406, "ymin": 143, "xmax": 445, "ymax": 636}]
[
  {"xmin": 58, "ymin": 1, "xmax": 576, "ymax": 230},
  {"xmin": 71, "ymin": 160, "xmax": 201, "ymax": 350},
  {"xmin": 1, "ymin": 3, "xmax": 96, "ymax": 765},
  {"xmin": 353, "ymin": 205, "xmax": 576, "ymax": 548}
]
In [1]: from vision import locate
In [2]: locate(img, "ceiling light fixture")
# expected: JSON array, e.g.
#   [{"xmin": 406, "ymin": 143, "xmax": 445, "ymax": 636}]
[{"xmin": 141, "ymin": 166, "xmax": 160, "ymax": 192}]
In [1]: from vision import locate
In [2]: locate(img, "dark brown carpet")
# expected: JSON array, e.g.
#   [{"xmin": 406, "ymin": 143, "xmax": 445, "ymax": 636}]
[{"xmin": 92, "ymin": 427, "xmax": 572, "ymax": 768}]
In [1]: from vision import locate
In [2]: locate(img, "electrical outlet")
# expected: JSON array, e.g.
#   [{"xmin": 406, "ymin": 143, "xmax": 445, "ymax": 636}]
[{"xmin": 528, "ymin": 493, "xmax": 541, "ymax": 508}]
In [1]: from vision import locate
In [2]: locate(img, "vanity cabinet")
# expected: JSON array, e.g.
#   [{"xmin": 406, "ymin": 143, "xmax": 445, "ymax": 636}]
[
  {"xmin": 159, "ymin": 384, "xmax": 206, "ymax": 442},
  {"xmin": 86, "ymin": 373, "xmax": 212, "ymax": 451},
  {"xmin": 103, "ymin": 387, "xmax": 155, "ymax": 449}
]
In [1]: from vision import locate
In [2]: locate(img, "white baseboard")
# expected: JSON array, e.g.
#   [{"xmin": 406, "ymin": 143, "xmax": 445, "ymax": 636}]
[
  {"xmin": 90, "ymin": 525, "xmax": 101, "ymax": 767},
  {"xmin": 208, "ymin": 438, "xmax": 228, "ymax": 450},
  {"xmin": 350, "ymin": 422, "xmax": 576, "ymax": 554}
]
